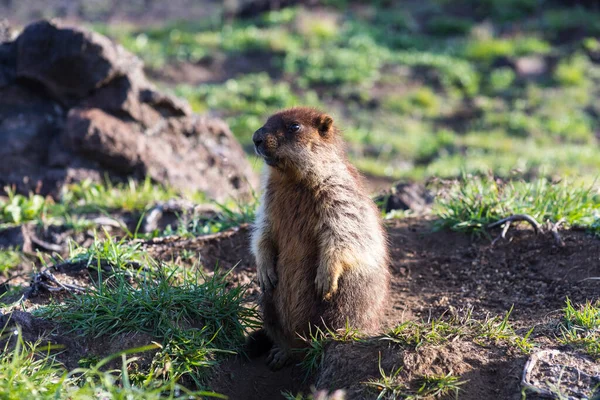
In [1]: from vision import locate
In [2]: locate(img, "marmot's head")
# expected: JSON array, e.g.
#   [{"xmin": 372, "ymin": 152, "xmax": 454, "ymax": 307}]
[{"xmin": 253, "ymin": 107, "xmax": 341, "ymax": 173}]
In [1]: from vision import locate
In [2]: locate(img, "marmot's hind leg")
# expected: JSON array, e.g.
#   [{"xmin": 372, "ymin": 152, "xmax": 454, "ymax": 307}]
[{"xmin": 261, "ymin": 293, "xmax": 293, "ymax": 370}]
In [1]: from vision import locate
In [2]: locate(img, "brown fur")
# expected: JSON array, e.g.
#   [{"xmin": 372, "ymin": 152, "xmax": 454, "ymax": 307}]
[{"xmin": 250, "ymin": 107, "xmax": 390, "ymax": 368}]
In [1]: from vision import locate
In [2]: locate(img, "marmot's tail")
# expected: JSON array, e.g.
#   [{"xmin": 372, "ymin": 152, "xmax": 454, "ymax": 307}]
[{"xmin": 243, "ymin": 329, "xmax": 273, "ymax": 358}]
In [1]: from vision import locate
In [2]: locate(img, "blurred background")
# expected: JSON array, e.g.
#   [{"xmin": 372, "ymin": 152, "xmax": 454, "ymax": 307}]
[{"xmin": 3, "ymin": 0, "xmax": 600, "ymax": 186}]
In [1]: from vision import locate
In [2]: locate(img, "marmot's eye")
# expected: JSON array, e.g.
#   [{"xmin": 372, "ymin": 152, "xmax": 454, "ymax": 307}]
[{"xmin": 288, "ymin": 123, "xmax": 301, "ymax": 133}]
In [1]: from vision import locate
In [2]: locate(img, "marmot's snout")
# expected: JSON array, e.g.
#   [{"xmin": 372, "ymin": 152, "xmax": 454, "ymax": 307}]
[{"xmin": 253, "ymin": 127, "xmax": 279, "ymax": 166}]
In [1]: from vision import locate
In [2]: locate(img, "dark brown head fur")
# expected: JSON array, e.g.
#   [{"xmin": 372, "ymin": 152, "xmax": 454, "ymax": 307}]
[{"xmin": 252, "ymin": 107, "xmax": 343, "ymax": 174}]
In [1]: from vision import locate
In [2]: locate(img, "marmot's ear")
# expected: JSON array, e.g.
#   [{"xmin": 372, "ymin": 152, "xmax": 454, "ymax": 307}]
[{"xmin": 317, "ymin": 114, "xmax": 334, "ymax": 137}]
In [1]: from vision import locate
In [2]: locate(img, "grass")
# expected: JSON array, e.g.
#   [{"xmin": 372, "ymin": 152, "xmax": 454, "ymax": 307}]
[
  {"xmin": 0, "ymin": 329, "xmax": 224, "ymax": 399},
  {"xmin": 1, "ymin": 178, "xmax": 208, "ymax": 229},
  {"xmin": 0, "ymin": 249, "xmax": 24, "ymax": 275},
  {"xmin": 364, "ymin": 355, "xmax": 407, "ymax": 399},
  {"xmin": 365, "ymin": 354, "xmax": 465, "ymax": 400},
  {"xmin": 60, "ymin": 178, "xmax": 205, "ymax": 213},
  {"xmin": 65, "ymin": 232, "xmax": 146, "ymax": 269},
  {"xmin": 0, "ymin": 187, "xmax": 47, "ymax": 227},
  {"xmin": 559, "ymin": 298, "xmax": 600, "ymax": 357},
  {"xmin": 385, "ymin": 306, "xmax": 535, "ymax": 354},
  {"xmin": 88, "ymin": 2, "xmax": 600, "ymax": 184},
  {"xmin": 35, "ymin": 259, "xmax": 259, "ymax": 384},
  {"xmin": 299, "ymin": 322, "xmax": 363, "ymax": 375},
  {"xmin": 433, "ymin": 177, "xmax": 600, "ymax": 235},
  {"xmin": 162, "ymin": 198, "xmax": 257, "ymax": 237}
]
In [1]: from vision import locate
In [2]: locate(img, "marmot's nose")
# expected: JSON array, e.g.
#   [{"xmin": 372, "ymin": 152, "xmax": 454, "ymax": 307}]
[{"xmin": 253, "ymin": 127, "xmax": 265, "ymax": 147}]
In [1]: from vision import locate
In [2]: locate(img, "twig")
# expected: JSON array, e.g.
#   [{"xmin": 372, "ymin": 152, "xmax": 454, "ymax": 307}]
[
  {"xmin": 23, "ymin": 269, "xmax": 87, "ymax": 300},
  {"xmin": 29, "ymin": 235, "xmax": 63, "ymax": 253},
  {"xmin": 488, "ymin": 214, "xmax": 542, "ymax": 245},
  {"xmin": 491, "ymin": 220, "xmax": 511, "ymax": 246},
  {"xmin": 550, "ymin": 219, "xmax": 566, "ymax": 247},
  {"xmin": 521, "ymin": 350, "xmax": 559, "ymax": 398},
  {"xmin": 488, "ymin": 214, "xmax": 541, "ymax": 233}
]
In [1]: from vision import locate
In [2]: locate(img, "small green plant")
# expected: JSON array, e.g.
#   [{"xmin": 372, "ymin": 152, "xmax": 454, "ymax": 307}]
[
  {"xmin": 66, "ymin": 231, "xmax": 145, "ymax": 270},
  {"xmin": 164, "ymin": 199, "xmax": 256, "ymax": 237},
  {"xmin": 464, "ymin": 36, "xmax": 550, "ymax": 63},
  {"xmin": 300, "ymin": 322, "xmax": 362, "ymax": 375},
  {"xmin": 0, "ymin": 187, "xmax": 47, "ymax": 226},
  {"xmin": 413, "ymin": 373, "xmax": 464, "ymax": 399},
  {"xmin": 554, "ymin": 54, "xmax": 589, "ymax": 87},
  {"xmin": 365, "ymin": 354, "xmax": 464, "ymax": 400},
  {"xmin": 0, "ymin": 249, "xmax": 23, "ymax": 274},
  {"xmin": 489, "ymin": 67, "xmax": 515, "ymax": 92},
  {"xmin": 559, "ymin": 298, "xmax": 600, "ymax": 357},
  {"xmin": 385, "ymin": 319, "xmax": 464, "ymax": 349},
  {"xmin": 364, "ymin": 354, "xmax": 406, "ymax": 400}
]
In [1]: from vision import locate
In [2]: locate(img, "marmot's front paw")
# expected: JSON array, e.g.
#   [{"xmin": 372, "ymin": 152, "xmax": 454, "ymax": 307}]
[
  {"xmin": 257, "ymin": 262, "xmax": 278, "ymax": 292},
  {"xmin": 315, "ymin": 267, "xmax": 339, "ymax": 301}
]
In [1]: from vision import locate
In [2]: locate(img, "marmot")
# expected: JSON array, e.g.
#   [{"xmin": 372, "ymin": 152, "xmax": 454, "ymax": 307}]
[{"xmin": 249, "ymin": 107, "xmax": 390, "ymax": 369}]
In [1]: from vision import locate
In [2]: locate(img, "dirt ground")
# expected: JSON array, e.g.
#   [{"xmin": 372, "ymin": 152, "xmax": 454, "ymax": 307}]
[
  {"xmin": 3, "ymin": 217, "xmax": 599, "ymax": 399},
  {"xmin": 205, "ymin": 219, "xmax": 600, "ymax": 399}
]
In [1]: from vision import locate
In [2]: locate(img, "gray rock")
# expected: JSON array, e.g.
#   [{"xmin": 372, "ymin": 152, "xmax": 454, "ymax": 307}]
[{"xmin": 0, "ymin": 20, "xmax": 257, "ymax": 201}]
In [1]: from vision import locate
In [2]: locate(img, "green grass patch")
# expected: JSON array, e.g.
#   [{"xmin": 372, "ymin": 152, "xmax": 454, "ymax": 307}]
[
  {"xmin": 299, "ymin": 322, "xmax": 362, "ymax": 375},
  {"xmin": 0, "ymin": 249, "xmax": 24, "ymax": 275},
  {"xmin": 0, "ymin": 329, "xmax": 222, "ymax": 399},
  {"xmin": 36, "ymin": 263, "xmax": 259, "ymax": 384},
  {"xmin": 60, "ymin": 178, "xmax": 203, "ymax": 213},
  {"xmin": 2, "ymin": 178, "xmax": 208, "ymax": 229},
  {"xmin": 0, "ymin": 188, "xmax": 47, "ymax": 227},
  {"xmin": 559, "ymin": 298, "xmax": 600, "ymax": 357},
  {"xmin": 365, "ymin": 355, "xmax": 465, "ymax": 400},
  {"xmin": 464, "ymin": 36, "xmax": 551, "ymax": 63},
  {"xmin": 65, "ymin": 233, "xmax": 146, "ymax": 269},
  {"xmin": 162, "ymin": 199, "xmax": 256, "ymax": 237},
  {"xmin": 434, "ymin": 177, "xmax": 600, "ymax": 234},
  {"xmin": 385, "ymin": 306, "xmax": 534, "ymax": 354}
]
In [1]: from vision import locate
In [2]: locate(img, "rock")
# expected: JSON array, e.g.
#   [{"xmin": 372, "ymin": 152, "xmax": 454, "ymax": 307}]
[
  {"xmin": 375, "ymin": 182, "xmax": 434, "ymax": 214},
  {"xmin": 142, "ymin": 200, "xmax": 219, "ymax": 234},
  {"xmin": 15, "ymin": 20, "xmax": 142, "ymax": 106},
  {"xmin": 514, "ymin": 56, "xmax": 548, "ymax": 79},
  {"xmin": 0, "ymin": 25, "xmax": 16, "ymax": 88},
  {"xmin": 0, "ymin": 20, "xmax": 257, "ymax": 201},
  {"xmin": 0, "ymin": 19, "xmax": 13, "ymax": 43},
  {"xmin": 63, "ymin": 108, "xmax": 144, "ymax": 173},
  {"xmin": 521, "ymin": 350, "xmax": 600, "ymax": 399}
]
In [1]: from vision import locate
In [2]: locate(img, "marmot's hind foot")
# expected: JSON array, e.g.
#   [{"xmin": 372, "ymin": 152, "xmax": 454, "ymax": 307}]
[
  {"xmin": 266, "ymin": 346, "xmax": 291, "ymax": 370},
  {"xmin": 243, "ymin": 329, "xmax": 273, "ymax": 358}
]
